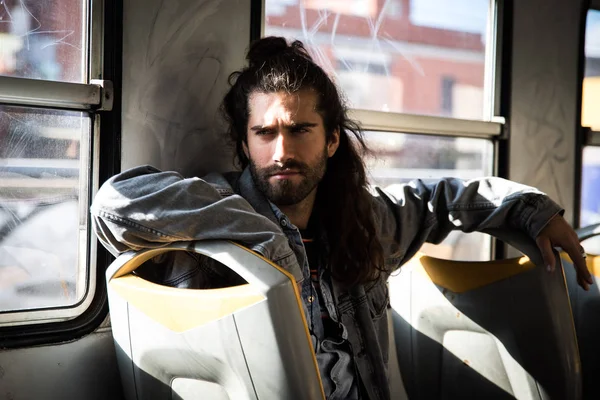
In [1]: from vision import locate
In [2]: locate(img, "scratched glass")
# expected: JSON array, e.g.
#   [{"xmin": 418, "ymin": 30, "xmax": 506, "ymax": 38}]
[
  {"xmin": 264, "ymin": 0, "xmax": 490, "ymax": 120},
  {"xmin": 364, "ymin": 131, "xmax": 494, "ymax": 260},
  {"xmin": 0, "ymin": 105, "xmax": 90, "ymax": 312},
  {"xmin": 0, "ymin": 0, "xmax": 86, "ymax": 83}
]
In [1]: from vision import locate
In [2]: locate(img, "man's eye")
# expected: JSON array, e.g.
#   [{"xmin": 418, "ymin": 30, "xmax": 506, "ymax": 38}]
[
  {"xmin": 293, "ymin": 128, "xmax": 309, "ymax": 134},
  {"xmin": 256, "ymin": 129, "xmax": 272, "ymax": 136}
]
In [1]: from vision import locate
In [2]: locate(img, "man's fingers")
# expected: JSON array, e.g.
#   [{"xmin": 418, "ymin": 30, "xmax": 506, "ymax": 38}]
[
  {"xmin": 579, "ymin": 245, "xmax": 594, "ymax": 286},
  {"xmin": 564, "ymin": 242, "xmax": 593, "ymax": 289},
  {"xmin": 535, "ymin": 215, "xmax": 594, "ymax": 290},
  {"xmin": 536, "ymin": 236, "xmax": 556, "ymax": 272}
]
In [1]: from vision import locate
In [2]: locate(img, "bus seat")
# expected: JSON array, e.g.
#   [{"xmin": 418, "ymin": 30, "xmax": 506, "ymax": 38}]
[
  {"xmin": 106, "ymin": 241, "xmax": 325, "ymax": 400},
  {"xmin": 387, "ymin": 308, "xmax": 410, "ymax": 400},
  {"xmin": 388, "ymin": 239, "xmax": 581, "ymax": 399},
  {"xmin": 563, "ymin": 222, "xmax": 600, "ymax": 400}
]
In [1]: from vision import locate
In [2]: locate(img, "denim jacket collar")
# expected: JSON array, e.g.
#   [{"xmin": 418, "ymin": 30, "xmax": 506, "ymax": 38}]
[{"xmin": 236, "ymin": 168, "xmax": 281, "ymax": 228}]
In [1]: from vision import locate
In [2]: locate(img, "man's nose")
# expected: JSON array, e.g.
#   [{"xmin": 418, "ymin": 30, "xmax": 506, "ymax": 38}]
[{"xmin": 272, "ymin": 132, "xmax": 294, "ymax": 163}]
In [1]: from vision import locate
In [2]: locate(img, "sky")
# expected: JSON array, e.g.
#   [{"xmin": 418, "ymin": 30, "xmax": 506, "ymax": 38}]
[
  {"xmin": 410, "ymin": 0, "xmax": 489, "ymax": 35},
  {"xmin": 413, "ymin": 2, "xmax": 600, "ymax": 56},
  {"xmin": 587, "ymin": 9, "xmax": 600, "ymax": 57}
]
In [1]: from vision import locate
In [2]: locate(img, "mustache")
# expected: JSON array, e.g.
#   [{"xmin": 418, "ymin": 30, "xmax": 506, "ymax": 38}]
[{"xmin": 262, "ymin": 160, "xmax": 309, "ymax": 176}]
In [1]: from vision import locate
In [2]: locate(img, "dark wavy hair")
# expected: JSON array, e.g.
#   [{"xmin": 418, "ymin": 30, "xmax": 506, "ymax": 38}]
[{"xmin": 221, "ymin": 36, "xmax": 385, "ymax": 287}]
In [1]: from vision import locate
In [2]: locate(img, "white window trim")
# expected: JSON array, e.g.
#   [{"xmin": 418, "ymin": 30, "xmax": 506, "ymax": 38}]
[
  {"xmin": 484, "ymin": 0, "xmax": 499, "ymax": 121},
  {"xmin": 350, "ymin": 109, "xmax": 503, "ymax": 139},
  {"xmin": 0, "ymin": 76, "xmax": 103, "ymax": 110}
]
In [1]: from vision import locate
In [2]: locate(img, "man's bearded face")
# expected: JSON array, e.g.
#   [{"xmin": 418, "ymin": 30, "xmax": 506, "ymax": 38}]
[{"xmin": 244, "ymin": 89, "xmax": 339, "ymax": 206}]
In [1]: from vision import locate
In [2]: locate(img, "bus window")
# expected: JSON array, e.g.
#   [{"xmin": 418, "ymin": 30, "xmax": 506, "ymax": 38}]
[
  {"xmin": 0, "ymin": 0, "xmax": 105, "ymax": 325},
  {"xmin": 264, "ymin": 0, "xmax": 499, "ymax": 260},
  {"xmin": 365, "ymin": 132, "xmax": 494, "ymax": 260},
  {"xmin": 581, "ymin": 9, "xmax": 600, "ymax": 254}
]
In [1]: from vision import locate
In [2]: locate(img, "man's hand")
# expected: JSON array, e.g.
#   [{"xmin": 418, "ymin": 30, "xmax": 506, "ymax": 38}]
[{"xmin": 536, "ymin": 214, "xmax": 594, "ymax": 290}]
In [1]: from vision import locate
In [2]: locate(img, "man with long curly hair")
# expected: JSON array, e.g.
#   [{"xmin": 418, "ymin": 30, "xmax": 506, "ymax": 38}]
[{"xmin": 92, "ymin": 37, "xmax": 592, "ymax": 400}]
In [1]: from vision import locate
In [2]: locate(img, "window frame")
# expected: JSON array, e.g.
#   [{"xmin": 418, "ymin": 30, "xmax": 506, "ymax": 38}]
[
  {"xmin": 0, "ymin": 77, "xmax": 103, "ymax": 109},
  {"xmin": 0, "ymin": 0, "xmax": 120, "ymax": 342},
  {"xmin": 584, "ymin": 130, "xmax": 600, "ymax": 146}
]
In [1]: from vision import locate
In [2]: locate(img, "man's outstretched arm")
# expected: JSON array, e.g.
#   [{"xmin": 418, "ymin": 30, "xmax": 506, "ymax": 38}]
[{"xmin": 371, "ymin": 177, "xmax": 593, "ymax": 290}]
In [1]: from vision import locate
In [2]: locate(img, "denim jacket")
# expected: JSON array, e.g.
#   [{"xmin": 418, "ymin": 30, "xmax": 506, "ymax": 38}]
[{"xmin": 91, "ymin": 165, "xmax": 563, "ymax": 400}]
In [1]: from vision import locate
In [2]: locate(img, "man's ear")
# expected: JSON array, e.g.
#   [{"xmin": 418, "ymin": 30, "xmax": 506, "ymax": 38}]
[
  {"xmin": 327, "ymin": 128, "xmax": 340, "ymax": 158},
  {"xmin": 242, "ymin": 141, "xmax": 250, "ymax": 158}
]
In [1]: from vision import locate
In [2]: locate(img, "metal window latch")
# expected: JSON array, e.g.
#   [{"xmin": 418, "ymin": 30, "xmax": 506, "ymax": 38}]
[
  {"xmin": 90, "ymin": 79, "xmax": 114, "ymax": 111},
  {"xmin": 491, "ymin": 116, "xmax": 509, "ymax": 140}
]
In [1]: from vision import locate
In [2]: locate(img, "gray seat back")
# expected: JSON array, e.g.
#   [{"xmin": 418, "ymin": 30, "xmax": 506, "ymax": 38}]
[
  {"xmin": 106, "ymin": 240, "xmax": 325, "ymax": 400},
  {"xmin": 387, "ymin": 309, "xmax": 410, "ymax": 400},
  {"xmin": 389, "ymin": 240, "xmax": 581, "ymax": 399}
]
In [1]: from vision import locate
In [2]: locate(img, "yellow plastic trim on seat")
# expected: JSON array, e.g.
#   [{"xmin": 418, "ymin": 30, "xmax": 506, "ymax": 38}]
[
  {"xmin": 560, "ymin": 252, "xmax": 600, "ymax": 278},
  {"xmin": 405, "ymin": 253, "xmax": 536, "ymax": 293},
  {"xmin": 110, "ymin": 276, "xmax": 265, "ymax": 333}
]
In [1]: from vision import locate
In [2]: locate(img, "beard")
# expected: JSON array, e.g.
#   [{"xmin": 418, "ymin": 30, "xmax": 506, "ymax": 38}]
[{"xmin": 249, "ymin": 149, "xmax": 328, "ymax": 206}]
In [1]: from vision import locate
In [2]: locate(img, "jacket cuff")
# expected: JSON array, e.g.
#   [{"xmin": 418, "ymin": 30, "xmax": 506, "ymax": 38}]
[{"xmin": 522, "ymin": 196, "xmax": 565, "ymax": 238}]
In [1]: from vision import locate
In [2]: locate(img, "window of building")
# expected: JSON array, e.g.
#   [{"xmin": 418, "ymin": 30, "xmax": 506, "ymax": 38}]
[
  {"xmin": 264, "ymin": 0, "xmax": 500, "ymax": 261},
  {"xmin": 0, "ymin": 0, "xmax": 107, "ymax": 325},
  {"xmin": 441, "ymin": 76, "xmax": 455, "ymax": 116}
]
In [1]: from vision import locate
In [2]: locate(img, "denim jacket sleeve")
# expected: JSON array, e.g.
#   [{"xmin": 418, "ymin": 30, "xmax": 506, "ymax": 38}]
[
  {"xmin": 370, "ymin": 177, "xmax": 564, "ymax": 267},
  {"xmin": 90, "ymin": 165, "xmax": 303, "ymax": 283}
]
